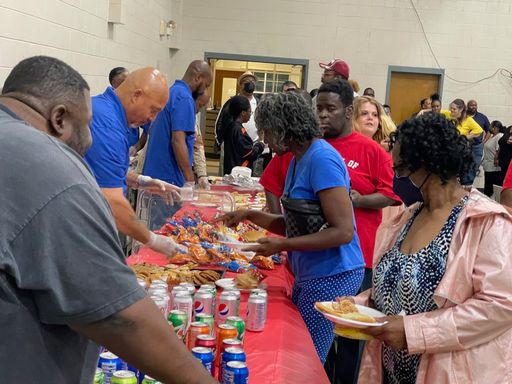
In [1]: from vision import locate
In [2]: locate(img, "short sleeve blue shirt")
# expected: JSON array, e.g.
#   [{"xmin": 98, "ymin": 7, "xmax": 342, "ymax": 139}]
[
  {"xmin": 143, "ymin": 80, "xmax": 195, "ymax": 187},
  {"xmin": 283, "ymin": 139, "xmax": 364, "ymax": 282},
  {"xmin": 84, "ymin": 87, "xmax": 129, "ymax": 194}
]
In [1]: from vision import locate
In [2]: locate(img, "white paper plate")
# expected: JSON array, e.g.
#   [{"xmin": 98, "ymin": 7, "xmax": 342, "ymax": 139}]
[
  {"xmin": 315, "ymin": 302, "xmax": 387, "ymax": 328},
  {"xmin": 219, "ymin": 240, "xmax": 259, "ymax": 252},
  {"xmin": 215, "ymin": 278, "xmax": 253, "ymax": 293}
]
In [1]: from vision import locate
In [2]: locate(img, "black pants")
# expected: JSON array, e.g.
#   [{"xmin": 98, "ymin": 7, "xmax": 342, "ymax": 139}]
[
  {"xmin": 325, "ymin": 268, "xmax": 373, "ymax": 384},
  {"xmin": 483, "ymin": 171, "xmax": 505, "ymax": 197}
]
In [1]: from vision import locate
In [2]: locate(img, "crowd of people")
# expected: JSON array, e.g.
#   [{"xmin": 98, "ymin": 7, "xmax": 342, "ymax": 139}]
[{"xmin": 0, "ymin": 53, "xmax": 511, "ymax": 384}]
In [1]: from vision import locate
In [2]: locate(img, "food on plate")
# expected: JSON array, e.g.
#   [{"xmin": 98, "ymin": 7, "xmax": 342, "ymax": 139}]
[
  {"xmin": 131, "ymin": 263, "xmax": 221, "ymax": 286},
  {"xmin": 235, "ymin": 270, "xmax": 261, "ymax": 289},
  {"xmin": 242, "ymin": 230, "xmax": 266, "ymax": 242},
  {"xmin": 250, "ymin": 255, "xmax": 275, "ymax": 270},
  {"xmin": 315, "ymin": 298, "xmax": 377, "ymax": 324}
]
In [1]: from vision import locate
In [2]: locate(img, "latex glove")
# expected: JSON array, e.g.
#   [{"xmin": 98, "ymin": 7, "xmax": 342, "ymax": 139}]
[
  {"xmin": 198, "ymin": 176, "xmax": 210, "ymax": 190},
  {"xmin": 137, "ymin": 175, "xmax": 181, "ymax": 205},
  {"xmin": 145, "ymin": 232, "xmax": 187, "ymax": 257}
]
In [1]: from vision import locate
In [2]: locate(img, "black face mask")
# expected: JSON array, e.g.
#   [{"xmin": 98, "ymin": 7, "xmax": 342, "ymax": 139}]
[{"xmin": 243, "ymin": 82, "xmax": 255, "ymax": 94}]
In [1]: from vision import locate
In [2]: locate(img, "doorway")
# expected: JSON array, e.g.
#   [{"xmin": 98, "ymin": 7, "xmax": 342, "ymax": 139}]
[
  {"xmin": 200, "ymin": 53, "xmax": 309, "ymax": 165},
  {"xmin": 385, "ymin": 66, "xmax": 444, "ymax": 124}
]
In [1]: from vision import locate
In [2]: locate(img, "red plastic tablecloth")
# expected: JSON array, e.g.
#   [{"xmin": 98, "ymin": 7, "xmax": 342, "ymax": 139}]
[
  {"xmin": 129, "ymin": 191, "xmax": 329, "ymax": 383},
  {"xmin": 228, "ymin": 265, "xmax": 329, "ymax": 384}
]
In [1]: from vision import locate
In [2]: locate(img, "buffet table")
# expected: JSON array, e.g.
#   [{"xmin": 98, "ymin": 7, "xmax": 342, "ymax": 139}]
[{"xmin": 130, "ymin": 187, "xmax": 330, "ymax": 383}]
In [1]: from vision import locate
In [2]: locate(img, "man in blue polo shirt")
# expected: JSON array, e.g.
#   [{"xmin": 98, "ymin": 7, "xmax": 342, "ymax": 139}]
[
  {"xmin": 143, "ymin": 60, "xmax": 212, "ymax": 187},
  {"xmin": 85, "ymin": 67, "xmax": 182, "ymax": 256}
]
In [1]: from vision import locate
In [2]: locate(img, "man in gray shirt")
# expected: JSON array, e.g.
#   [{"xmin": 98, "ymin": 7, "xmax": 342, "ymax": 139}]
[{"xmin": 0, "ymin": 56, "xmax": 216, "ymax": 383}]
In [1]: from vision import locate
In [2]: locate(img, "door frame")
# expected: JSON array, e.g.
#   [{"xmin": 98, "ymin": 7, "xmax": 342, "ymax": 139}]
[
  {"xmin": 385, "ymin": 65, "xmax": 445, "ymax": 105},
  {"xmin": 204, "ymin": 52, "xmax": 310, "ymax": 90}
]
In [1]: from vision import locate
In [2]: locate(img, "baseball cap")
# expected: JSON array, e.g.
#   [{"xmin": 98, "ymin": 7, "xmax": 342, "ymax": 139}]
[
  {"xmin": 238, "ymin": 71, "xmax": 257, "ymax": 84},
  {"xmin": 319, "ymin": 59, "xmax": 350, "ymax": 79}
]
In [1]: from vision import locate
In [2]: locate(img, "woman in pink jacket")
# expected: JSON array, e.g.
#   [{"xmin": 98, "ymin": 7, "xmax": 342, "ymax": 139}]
[{"xmin": 356, "ymin": 112, "xmax": 512, "ymax": 383}]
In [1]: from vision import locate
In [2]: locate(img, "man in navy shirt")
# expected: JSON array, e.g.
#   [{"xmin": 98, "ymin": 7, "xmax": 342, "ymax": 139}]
[
  {"xmin": 85, "ymin": 67, "xmax": 182, "ymax": 256},
  {"xmin": 143, "ymin": 60, "xmax": 212, "ymax": 187},
  {"xmin": 467, "ymin": 99, "xmax": 490, "ymax": 142}
]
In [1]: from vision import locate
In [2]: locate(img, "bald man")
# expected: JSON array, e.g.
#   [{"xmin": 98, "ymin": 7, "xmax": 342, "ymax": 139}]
[
  {"xmin": 85, "ymin": 67, "xmax": 182, "ymax": 256},
  {"xmin": 143, "ymin": 61, "xmax": 212, "ymax": 190}
]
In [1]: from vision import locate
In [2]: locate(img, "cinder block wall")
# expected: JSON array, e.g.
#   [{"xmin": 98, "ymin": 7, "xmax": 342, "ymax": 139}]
[{"xmin": 1, "ymin": 0, "xmax": 512, "ymax": 122}]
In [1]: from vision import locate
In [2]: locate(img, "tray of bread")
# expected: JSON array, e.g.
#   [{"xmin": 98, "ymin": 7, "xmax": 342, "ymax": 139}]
[{"xmin": 131, "ymin": 262, "xmax": 223, "ymax": 287}]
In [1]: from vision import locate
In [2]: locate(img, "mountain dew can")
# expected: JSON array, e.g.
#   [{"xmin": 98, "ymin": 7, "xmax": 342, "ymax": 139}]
[
  {"xmin": 141, "ymin": 376, "xmax": 161, "ymax": 384},
  {"xmin": 195, "ymin": 313, "xmax": 214, "ymax": 335},
  {"xmin": 168, "ymin": 309, "xmax": 188, "ymax": 342},
  {"xmin": 141, "ymin": 376, "xmax": 162, "ymax": 384},
  {"xmin": 226, "ymin": 316, "xmax": 245, "ymax": 343},
  {"xmin": 94, "ymin": 368, "xmax": 105, "ymax": 384},
  {"xmin": 110, "ymin": 370, "xmax": 137, "ymax": 384}
]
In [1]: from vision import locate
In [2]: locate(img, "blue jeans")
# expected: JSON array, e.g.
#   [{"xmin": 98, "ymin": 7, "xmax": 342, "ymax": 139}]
[{"xmin": 461, "ymin": 142, "xmax": 483, "ymax": 186}]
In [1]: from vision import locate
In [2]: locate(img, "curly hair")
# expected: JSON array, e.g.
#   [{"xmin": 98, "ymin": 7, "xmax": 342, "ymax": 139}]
[
  {"xmin": 395, "ymin": 113, "xmax": 474, "ymax": 184},
  {"xmin": 254, "ymin": 92, "xmax": 321, "ymax": 150},
  {"xmin": 352, "ymin": 96, "xmax": 396, "ymax": 143}
]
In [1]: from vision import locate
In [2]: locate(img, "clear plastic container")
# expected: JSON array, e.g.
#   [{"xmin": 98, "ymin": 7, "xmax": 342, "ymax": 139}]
[{"xmin": 136, "ymin": 189, "xmax": 235, "ymax": 231}]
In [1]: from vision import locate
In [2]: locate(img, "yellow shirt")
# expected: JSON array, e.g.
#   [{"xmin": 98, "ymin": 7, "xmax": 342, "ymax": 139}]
[{"xmin": 441, "ymin": 110, "xmax": 483, "ymax": 137}]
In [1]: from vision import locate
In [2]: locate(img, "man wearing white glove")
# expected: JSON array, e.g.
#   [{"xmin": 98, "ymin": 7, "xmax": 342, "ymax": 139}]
[{"xmin": 84, "ymin": 68, "xmax": 182, "ymax": 256}]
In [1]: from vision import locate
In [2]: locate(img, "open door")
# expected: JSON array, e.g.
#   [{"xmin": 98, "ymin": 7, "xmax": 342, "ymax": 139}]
[{"xmin": 386, "ymin": 67, "xmax": 444, "ymax": 125}]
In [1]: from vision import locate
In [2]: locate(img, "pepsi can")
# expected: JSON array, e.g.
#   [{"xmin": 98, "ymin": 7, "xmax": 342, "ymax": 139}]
[
  {"xmin": 223, "ymin": 287, "xmax": 241, "ymax": 314},
  {"xmin": 191, "ymin": 346, "xmax": 214, "ymax": 375},
  {"xmin": 194, "ymin": 290, "xmax": 214, "ymax": 316},
  {"xmin": 98, "ymin": 352, "xmax": 123, "ymax": 384},
  {"xmin": 217, "ymin": 292, "xmax": 238, "ymax": 323},
  {"xmin": 179, "ymin": 282, "xmax": 196, "ymax": 295},
  {"xmin": 222, "ymin": 361, "xmax": 249, "ymax": 384},
  {"xmin": 220, "ymin": 347, "xmax": 246, "ymax": 381},
  {"xmin": 246, "ymin": 295, "xmax": 266, "ymax": 331}
]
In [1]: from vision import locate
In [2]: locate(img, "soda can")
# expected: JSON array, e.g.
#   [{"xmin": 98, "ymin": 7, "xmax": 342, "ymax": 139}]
[
  {"xmin": 250, "ymin": 288, "xmax": 268, "ymax": 298},
  {"xmin": 149, "ymin": 282, "xmax": 168, "ymax": 290},
  {"xmin": 147, "ymin": 288, "xmax": 168, "ymax": 297},
  {"xmin": 195, "ymin": 334, "xmax": 217, "ymax": 356},
  {"xmin": 194, "ymin": 290, "xmax": 214, "ymax": 316},
  {"xmin": 215, "ymin": 324, "xmax": 238, "ymax": 365},
  {"xmin": 217, "ymin": 292, "xmax": 238, "ymax": 323},
  {"xmin": 110, "ymin": 370, "xmax": 138, "ymax": 384},
  {"xmin": 225, "ymin": 316, "xmax": 245, "ymax": 343},
  {"xmin": 191, "ymin": 346, "xmax": 214, "ymax": 375},
  {"xmin": 168, "ymin": 309, "xmax": 188, "ymax": 342},
  {"xmin": 126, "ymin": 364, "xmax": 143, "ymax": 383},
  {"xmin": 179, "ymin": 282, "xmax": 196, "ymax": 296},
  {"xmin": 137, "ymin": 278, "xmax": 148, "ymax": 291},
  {"xmin": 150, "ymin": 294, "xmax": 169, "ymax": 318},
  {"xmin": 222, "ymin": 361, "xmax": 249, "ymax": 384},
  {"xmin": 220, "ymin": 347, "xmax": 246, "ymax": 382},
  {"xmin": 200, "ymin": 284, "xmax": 217, "ymax": 297},
  {"xmin": 98, "ymin": 352, "xmax": 123, "ymax": 384},
  {"xmin": 223, "ymin": 287, "xmax": 241, "ymax": 315},
  {"xmin": 173, "ymin": 293, "xmax": 193, "ymax": 328},
  {"xmin": 246, "ymin": 295, "xmax": 266, "ymax": 332},
  {"xmin": 141, "ymin": 375, "xmax": 162, "ymax": 384},
  {"xmin": 94, "ymin": 368, "xmax": 105, "ymax": 384},
  {"xmin": 187, "ymin": 321, "xmax": 210, "ymax": 350},
  {"xmin": 195, "ymin": 313, "xmax": 215, "ymax": 335},
  {"xmin": 151, "ymin": 279, "xmax": 168, "ymax": 286},
  {"xmin": 170, "ymin": 286, "xmax": 188, "ymax": 309}
]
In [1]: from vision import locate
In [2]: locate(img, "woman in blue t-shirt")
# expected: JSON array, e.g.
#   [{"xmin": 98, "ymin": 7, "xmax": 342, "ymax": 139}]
[{"xmin": 217, "ymin": 92, "xmax": 364, "ymax": 362}]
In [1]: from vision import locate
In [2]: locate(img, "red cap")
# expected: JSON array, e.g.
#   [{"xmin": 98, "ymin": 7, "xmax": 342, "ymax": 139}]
[{"xmin": 319, "ymin": 59, "xmax": 350, "ymax": 79}]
